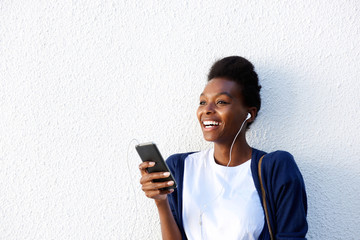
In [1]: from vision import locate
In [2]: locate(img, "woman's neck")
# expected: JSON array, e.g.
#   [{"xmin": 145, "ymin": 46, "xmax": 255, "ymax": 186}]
[{"xmin": 213, "ymin": 139, "xmax": 252, "ymax": 167}]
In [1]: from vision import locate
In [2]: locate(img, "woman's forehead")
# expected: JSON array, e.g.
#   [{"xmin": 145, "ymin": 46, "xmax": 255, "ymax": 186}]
[{"xmin": 202, "ymin": 78, "xmax": 242, "ymax": 96}]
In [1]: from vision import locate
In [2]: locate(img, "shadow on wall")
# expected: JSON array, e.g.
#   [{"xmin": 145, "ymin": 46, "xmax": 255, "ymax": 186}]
[
  {"xmin": 253, "ymin": 63, "xmax": 360, "ymax": 239},
  {"xmin": 248, "ymin": 61, "xmax": 301, "ymax": 150},
  {"xmin": 302, "ymin": 146, "xmax": 360, "ymax": 240}
]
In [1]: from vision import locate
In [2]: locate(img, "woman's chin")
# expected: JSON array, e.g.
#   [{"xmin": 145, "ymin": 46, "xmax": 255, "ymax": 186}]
[
  {"xmin": 204, "ymin": 138, "xmax": 215, "ymax": 143},
  {"xmin": 202, "ymin": 133, "xmax": 218, "ymax": 142}
]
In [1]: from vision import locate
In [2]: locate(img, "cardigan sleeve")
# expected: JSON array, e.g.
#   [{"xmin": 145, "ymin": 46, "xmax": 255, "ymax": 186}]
[
  {"xmin": 165, "ymin": 154, "xmax": 181, "ymax": 228},
  {"xmin": 266, "ymin": 151, "xmax": 308, "ymax": 240},
  {"xmin": 165, "ymin": 153, "xmax": 189, "ymax": 240}
]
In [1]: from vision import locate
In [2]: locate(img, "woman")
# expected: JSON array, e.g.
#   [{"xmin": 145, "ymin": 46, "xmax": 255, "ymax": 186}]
[{"xmin": 139, "ymin": 56, "xmax": 308, "ymax": 240}]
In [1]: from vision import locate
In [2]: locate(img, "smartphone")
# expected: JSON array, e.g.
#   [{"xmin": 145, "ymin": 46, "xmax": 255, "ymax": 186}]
[{"xmin": 135, "ymin": 142, "xmax": 177, "ymax": 190}]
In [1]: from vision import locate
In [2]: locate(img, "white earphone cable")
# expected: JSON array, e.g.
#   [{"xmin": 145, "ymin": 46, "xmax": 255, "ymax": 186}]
[
  {"xmin": 126, "ymin": 138, "xmax": 140, "ymax": 240},
  {"xmin": 199, "ymin": 115, "xmax": 249, "ymax": 239}
]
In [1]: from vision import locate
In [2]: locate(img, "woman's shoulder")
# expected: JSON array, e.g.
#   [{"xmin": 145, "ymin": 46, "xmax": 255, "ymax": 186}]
[
  {"xmin": 165, "ymin": 151, "xmax": 199, "ymax": 167},
  {"xmin": 252, "ymin": 148, "xmax": 295, "ymax": 165},
  {"xmin": 166, "ymin": 149, "xmax": 213, "ymax": 170},
  {"xmin": 265, "ymin": 150, "xmax": 299, "ymax": 169},
  {"xmin": 266, "ymin": 150, "xmax": 295, "ymax": 164},
  {"xmin": 262, "ymin": 150, "xmax": 304, "ymax": 183}
]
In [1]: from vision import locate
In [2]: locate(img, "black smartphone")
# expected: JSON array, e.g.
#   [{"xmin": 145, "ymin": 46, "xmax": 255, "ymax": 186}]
[{"xmin": 135, "ymin": 142, "xmax": 177, "ymax": 190}]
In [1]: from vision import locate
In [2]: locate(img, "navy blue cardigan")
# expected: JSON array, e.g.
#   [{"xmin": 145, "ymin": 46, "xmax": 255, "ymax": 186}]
[{"xmin": 166, "ymin": 148, "xmax": 308, "ymax": 240}]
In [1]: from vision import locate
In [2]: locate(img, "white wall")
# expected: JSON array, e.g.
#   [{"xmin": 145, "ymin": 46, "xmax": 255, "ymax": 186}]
[{"xmin": 1, "ymin": 0, "xmax": 359, "ymax": 239}]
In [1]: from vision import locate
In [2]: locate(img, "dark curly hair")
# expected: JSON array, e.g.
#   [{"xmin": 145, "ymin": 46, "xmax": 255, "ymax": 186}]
[{"xmin": 208, "ymin": 56, "xmax": 262, "ymax": 127}]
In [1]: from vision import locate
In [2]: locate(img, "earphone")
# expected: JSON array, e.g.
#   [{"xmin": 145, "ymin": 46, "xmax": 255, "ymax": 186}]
[{"xmin": 246, "ymin": 112, "xmax": 251, "ymax": 121}]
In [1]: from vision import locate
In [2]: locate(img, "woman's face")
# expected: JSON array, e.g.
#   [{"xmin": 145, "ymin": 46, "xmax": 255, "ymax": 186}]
[{"xmin": 197, "ymin": 78, "xmax": 249, "ymax": 144}]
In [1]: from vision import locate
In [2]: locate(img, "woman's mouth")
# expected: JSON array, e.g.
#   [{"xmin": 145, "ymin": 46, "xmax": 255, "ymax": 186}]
[{"xmin": 202, "ymin": 120, "xmax": 222, "ymax": 129}]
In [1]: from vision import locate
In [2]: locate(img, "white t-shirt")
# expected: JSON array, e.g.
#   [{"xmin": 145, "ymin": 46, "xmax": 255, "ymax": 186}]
[{"xmin": 182, "ymin": 149, "xmax": 264, "ymax": 240}]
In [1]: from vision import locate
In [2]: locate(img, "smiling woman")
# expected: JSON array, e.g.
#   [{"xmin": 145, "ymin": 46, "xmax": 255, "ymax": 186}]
[
  {"xmin": 139, "ymin": 56, "xmax": 308, "ymax": 240},
  {"xmin": 197, "ymin": 79, "xmax": 250, "ymax": 151}
]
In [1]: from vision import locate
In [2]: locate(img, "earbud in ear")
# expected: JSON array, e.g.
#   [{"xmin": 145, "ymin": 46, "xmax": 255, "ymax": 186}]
[{"xmin": 246, "ymin": 113, "xmax": 251, "ymax": 120}]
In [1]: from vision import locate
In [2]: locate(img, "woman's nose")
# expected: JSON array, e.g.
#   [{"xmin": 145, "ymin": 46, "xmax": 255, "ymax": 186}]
[{"xmin": 205, "ymin": 103, "xmax": 215, "ymax": 114}]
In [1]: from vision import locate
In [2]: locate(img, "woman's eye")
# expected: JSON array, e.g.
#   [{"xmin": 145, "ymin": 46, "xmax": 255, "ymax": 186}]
[
  {"xmin": 217, "ymin": 100, "xmax": 228, "ymax": 105},
  {"xmin": 199, "ymin": 101, "xmax": 206, "ymax": 105}
]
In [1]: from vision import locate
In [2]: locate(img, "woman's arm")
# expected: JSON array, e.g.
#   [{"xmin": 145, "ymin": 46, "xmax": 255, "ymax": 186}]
[
  {"xmin": 155, "ymin": 199, "xmax": 182, "ymax": 240},
  {"xmin": 269, "ymin": 151, "xmax": 308, "ymax": 239},
  {"xmin": 139, "ymin": 161, "xmax": 182, "ymax": 240},
  {"xmin": 275, "ymin": 177, "xmax": 307, "ymax": 240}
]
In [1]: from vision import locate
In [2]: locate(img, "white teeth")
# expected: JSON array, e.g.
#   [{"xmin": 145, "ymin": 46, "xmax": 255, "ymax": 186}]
[{"xmin": 203, "ymin": 121, "xmax": 221, "ymax": 126}]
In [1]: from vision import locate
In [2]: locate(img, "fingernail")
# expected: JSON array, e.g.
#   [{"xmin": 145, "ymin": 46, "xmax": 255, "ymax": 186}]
[
  {"xmin": 167, "ymin": 181, "xmax": 174, "ymax": 186},
  {"xmin": 149, "ymin": 162, "xmax": 155, "ymax": 166},
  {"xmin": 163, "ymin": 172, "xmax": 170, "ymax": 177},
  {"xmin": 169, "ymin": 189, "xmax": 174, "ymax": 193}
]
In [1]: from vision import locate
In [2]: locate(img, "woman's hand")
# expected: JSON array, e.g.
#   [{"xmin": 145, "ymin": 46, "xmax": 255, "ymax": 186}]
[
  {"xmin": 139, "ymin": 162, "xmax": 181, "ymax": 240},
  {"xmin": 139, "ymin": 161, "xmax": 175, "ymax": 202}
]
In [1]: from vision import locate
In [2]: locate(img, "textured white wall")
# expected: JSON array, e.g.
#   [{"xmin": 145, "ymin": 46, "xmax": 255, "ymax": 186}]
[{"xmin": 1, "ymin": 0, "xmax": 359, "ymax": 239}]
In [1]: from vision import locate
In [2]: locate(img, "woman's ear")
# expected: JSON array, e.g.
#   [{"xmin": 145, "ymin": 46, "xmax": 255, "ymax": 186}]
[{"xmin": 247, "ymin": 107, "xmax": 258, "ymax": 122}]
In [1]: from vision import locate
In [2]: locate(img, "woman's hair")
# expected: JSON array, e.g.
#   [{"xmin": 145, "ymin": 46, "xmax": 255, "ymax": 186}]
[{"xmin": 208, "ymin": 56, "xmax": 262, "ymax": 124}]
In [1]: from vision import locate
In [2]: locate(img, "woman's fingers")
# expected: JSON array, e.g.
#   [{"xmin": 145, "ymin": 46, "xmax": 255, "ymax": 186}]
[
  {"xmin": 139, "ymin": 161, "xmax": 174, "ymax": 200},
  {"xmin": 139, "ymin": 161, "xmax": 155, "ymax": 175},
  {"xmin": 140, "ymin": 171, "xmax": 171, "ymax": 184},
  {"xmin": 141, "ymin": 180, "xmax": 175, "ymax": 191},
  {"xmin": 144, "ymin": 189, "xmax": 174, "ymax": 198}
]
